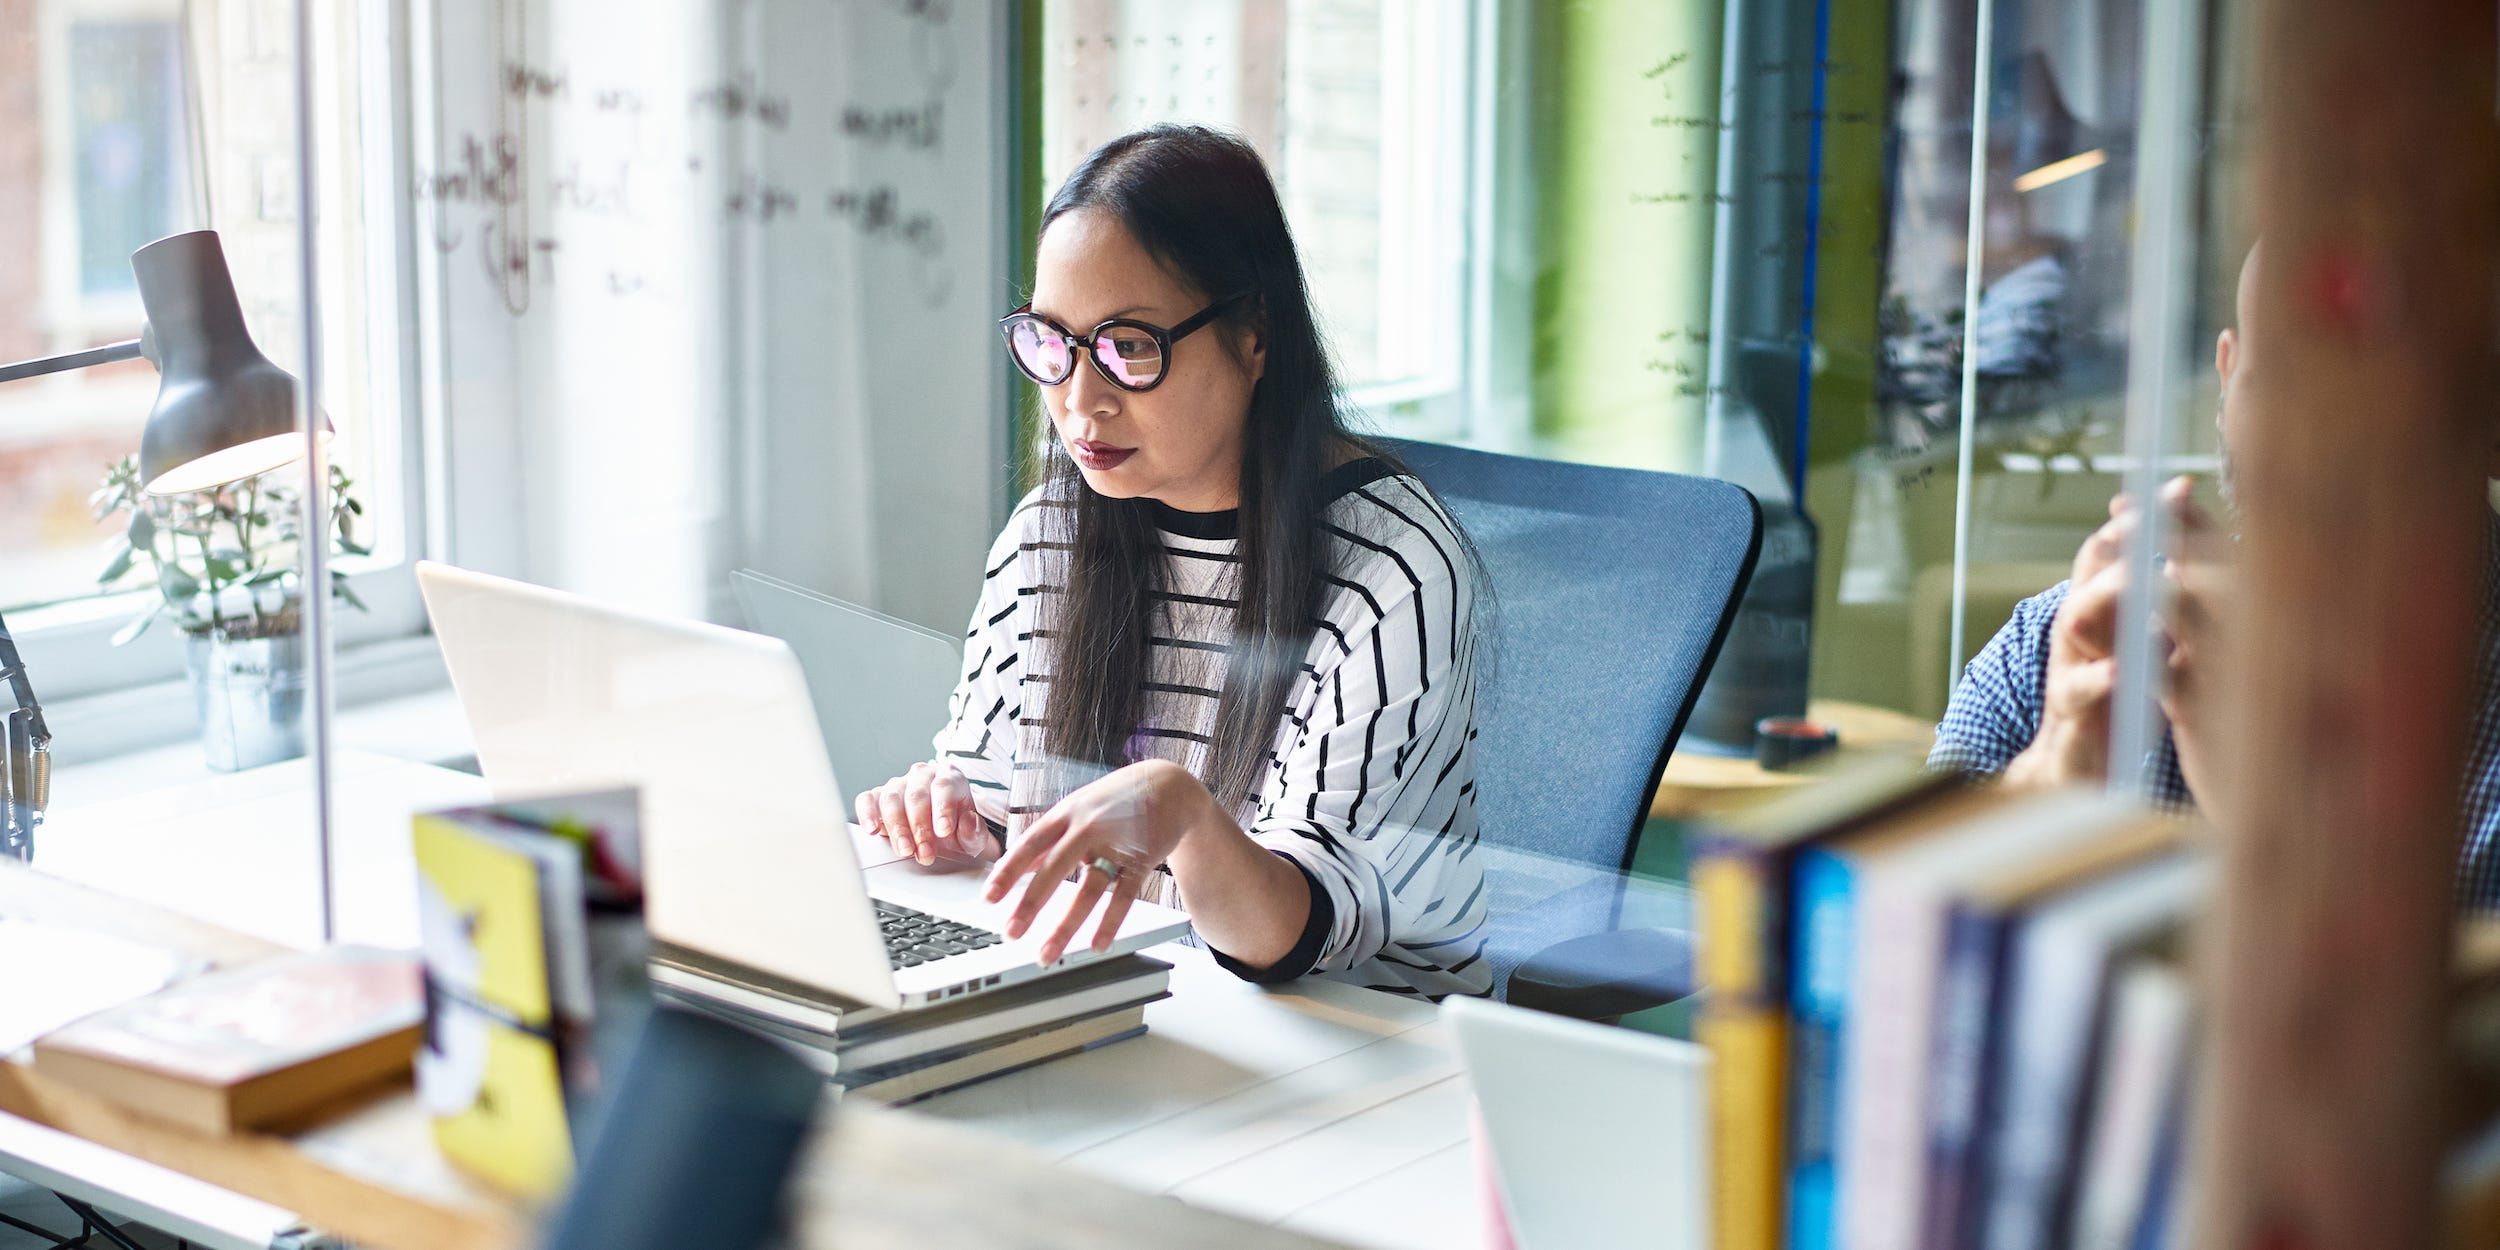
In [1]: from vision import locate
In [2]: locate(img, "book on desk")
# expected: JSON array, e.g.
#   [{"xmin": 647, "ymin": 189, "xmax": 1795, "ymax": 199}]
[
  {"xmin": 656, "ymin": 941, "xmax": 1173, "ymax": 1103},
  {"xmin": 411, "ymin": 790, "xmax": 647, "ymax": 1199},
  {"xmin": 28, "ymin": 945, "xmax": 424, "ymax": 1137}
]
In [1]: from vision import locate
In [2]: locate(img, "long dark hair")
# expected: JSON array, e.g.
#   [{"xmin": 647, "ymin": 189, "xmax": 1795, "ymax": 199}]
[{"xmin": 1033, "ymin": 124, "xmax": 1377, "ymax": 811}]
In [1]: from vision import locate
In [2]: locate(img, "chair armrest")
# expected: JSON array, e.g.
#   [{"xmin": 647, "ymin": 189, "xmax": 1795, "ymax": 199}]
[{"xmin": 1503, "ymin": 928, "xmax": 1695, "ymax": 1022}]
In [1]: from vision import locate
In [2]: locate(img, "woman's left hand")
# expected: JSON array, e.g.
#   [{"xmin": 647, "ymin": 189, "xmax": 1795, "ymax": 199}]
[{"xmin": 983, "ymin": 758, "xmax": 1213, "ymax": 963}]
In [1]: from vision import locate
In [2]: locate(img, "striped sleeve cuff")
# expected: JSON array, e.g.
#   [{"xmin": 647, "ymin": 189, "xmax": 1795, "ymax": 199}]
[{"xmin": 1207, "ymin": 852, "xmax": 1335, "ymax": 984}]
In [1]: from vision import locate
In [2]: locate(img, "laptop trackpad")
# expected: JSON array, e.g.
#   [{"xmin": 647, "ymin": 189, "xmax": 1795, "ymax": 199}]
[
  {"xmin": 866, "ymin": 855, "xmax": 998, "ymax": 915},
  {"xmin": 848, "ymin": 822, "xmax": 907, "ymax": 869}
]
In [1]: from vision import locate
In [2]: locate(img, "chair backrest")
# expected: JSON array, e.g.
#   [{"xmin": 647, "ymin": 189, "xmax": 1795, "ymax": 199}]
[{"xmin": 1381, "ymin": 439, "xmax": 1761, "ymax": 873}]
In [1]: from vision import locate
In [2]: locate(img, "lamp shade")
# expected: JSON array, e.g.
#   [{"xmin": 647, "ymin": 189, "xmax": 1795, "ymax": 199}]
[{"xmin": 133, "ymin": 230, "xmax": 331, "ymax": 496}]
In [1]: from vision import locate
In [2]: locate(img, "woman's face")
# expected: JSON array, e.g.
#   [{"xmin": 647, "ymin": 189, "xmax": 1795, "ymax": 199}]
[{"xmin": 1028, "ymin": 208, "xmax": 1263, "ymax": 513}]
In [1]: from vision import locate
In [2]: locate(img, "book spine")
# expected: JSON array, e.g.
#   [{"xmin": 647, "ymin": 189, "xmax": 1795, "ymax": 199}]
[
  {"xmin": 844, "ymin": 1014, "xmax": 1148, "ymax": 1105},
  {"xmin": 1920, "ymin": 902, "xmax": 2009, "ymax": 1250},
  {"xmin": 1985, "ymin": 919, "xmax": 2119, "ymax": 1250},
  {"xmin": 2067, "ymin": 963, "xmax": 2192, "ymax": 1250},
  {"xmin": 1786, "ymin": 845, "xmax": 1856, "ymax": 1250},
  {"xmin": 2126, "ymin": 1067, "xmax": 2190, "ymax": 1250},
  {"xmin": 1692, "ymin": 839, "xmax": 1789, "ymax": 1250},
  {"xmin": 838, "ymin": 985, "xmax": 1172, "ymax": 1071},
  {"xmin": 647, "ymin": 965, "xmax": 847, "ymax": 1035},
  {"xmin": 1840, "ymin": 869, "xmax": 1955, "ymax": 1250}
]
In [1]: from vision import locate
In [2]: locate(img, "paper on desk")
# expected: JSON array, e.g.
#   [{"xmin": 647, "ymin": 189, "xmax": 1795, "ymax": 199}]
[{"xmin": 0, "ymin": 916, "xmax": 199, "ymax": 1057}]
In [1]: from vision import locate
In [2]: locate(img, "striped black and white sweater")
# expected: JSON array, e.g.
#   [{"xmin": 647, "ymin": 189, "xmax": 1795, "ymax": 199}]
[{"xmin": 932, "ymin": 457, "xmax": 1491, "ymax": 999}]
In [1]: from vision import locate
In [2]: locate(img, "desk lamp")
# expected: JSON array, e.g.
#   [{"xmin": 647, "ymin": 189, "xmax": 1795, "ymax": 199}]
[{"xmin": 0, "ymin": 229, "xmax": 332, "ymax": 861}]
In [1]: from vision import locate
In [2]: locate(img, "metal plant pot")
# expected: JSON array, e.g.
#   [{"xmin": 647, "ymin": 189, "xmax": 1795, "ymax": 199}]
[{"xmin": 184, "ymin": 629, "xmax": 307, "ymax": 772}]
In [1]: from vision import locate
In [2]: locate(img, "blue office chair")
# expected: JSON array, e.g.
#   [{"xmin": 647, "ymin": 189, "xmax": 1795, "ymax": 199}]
[{"xmin": 1379, "ymin": 439, "xmax": 1761, "ymax": 1014}]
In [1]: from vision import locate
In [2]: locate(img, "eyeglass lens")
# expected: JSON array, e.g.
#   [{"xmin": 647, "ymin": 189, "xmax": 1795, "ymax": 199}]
[
  {"xmin": 1094, "ymin": 326, "xmax": 1163, "ymax": 387},
  {"xmin": 1007, "ymin": 318, "xmax": 1167, "ymax": 389},
  {"xmin": 1006, "ymin": 318, "xmax": 1073, "ymax": 382}
]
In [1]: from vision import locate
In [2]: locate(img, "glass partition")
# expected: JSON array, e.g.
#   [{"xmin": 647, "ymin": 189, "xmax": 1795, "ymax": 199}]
[
  {"xmin": 1, "ymin": 0, "xmax": 2331, "ymax": 1244},
  {"xmin": 0, "ymin": 0, "xmax": 399, "ymax": 951},
  {"xmin": 0, "ymin": 0, "xmax": 2265, "ymax": 1003}
]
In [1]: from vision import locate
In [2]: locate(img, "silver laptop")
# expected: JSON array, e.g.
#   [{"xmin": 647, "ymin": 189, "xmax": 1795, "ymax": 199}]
[
  {"xmin": 730, "ymin": 569, "xmax": 964, "ymax": 802},
  {"xmin": 417, "ymin": 561, "xmax": 1190, "ymax": 1014},
  {"xmin": 1443, "ymin": 996, "xmax": 1711, "ymax": 1250}
]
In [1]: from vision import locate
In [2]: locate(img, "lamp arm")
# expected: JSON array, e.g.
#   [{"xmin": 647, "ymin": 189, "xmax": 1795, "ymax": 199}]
[
  {"xmin": 0, "ymin": 338, "xmax": 145, "ymax": 385},
  {"xmin": 0, "ymin": 608, "xmax": 48, "ymax": 861},
  {"xmin": 0, "ymin": 610, "xmax": 48, "ymax": 748}
]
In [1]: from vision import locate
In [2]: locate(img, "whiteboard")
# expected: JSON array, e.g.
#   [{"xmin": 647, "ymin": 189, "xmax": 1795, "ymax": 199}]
[{"xmin": 411, "ymin": 0, "xmax": 1015, "ymax": 634}]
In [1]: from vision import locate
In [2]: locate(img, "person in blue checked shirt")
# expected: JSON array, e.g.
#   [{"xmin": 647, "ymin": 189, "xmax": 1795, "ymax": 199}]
[{"xmin": 1930, "ymin": 245, "xmax": 2500, "ymax": 909}]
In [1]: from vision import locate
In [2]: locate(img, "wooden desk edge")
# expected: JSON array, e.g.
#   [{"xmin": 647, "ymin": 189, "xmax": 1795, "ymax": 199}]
[
  {"xmin": 0, "ymin": 1063, "xmax": 525, "ymax": 1250},
  {"xmin": 1649, "ymin": 700, "xmax": 1937, "ymax": 820},
  {"xmin": 0, "ymin": 861, "xmax": 1349, "ymax": 1250}
]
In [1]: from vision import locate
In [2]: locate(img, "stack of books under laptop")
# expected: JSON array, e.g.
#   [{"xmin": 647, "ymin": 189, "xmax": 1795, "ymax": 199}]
[{"xmin": 650, "ymin": 938, "xmax": 1173, "ymax": 1106}]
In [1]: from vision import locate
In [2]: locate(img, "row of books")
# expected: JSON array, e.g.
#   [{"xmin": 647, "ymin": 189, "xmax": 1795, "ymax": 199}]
[
  {"xmin": 651, "ymin": 946, "xmax": 1170, "ymax": 1105},
  {"xmin": 1692, "ymin": 763, "xmax": 2500, "ymax": 1250}
]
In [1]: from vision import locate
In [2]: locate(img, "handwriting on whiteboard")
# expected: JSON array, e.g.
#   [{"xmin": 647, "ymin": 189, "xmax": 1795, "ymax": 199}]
[{"xmin": 414, "ymin": 19, "xmax": 961, "ymax": 314}]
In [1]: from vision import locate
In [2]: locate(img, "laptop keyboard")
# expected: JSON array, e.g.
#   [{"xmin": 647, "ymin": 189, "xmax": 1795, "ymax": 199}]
[{"xmin": 876, "ymin": 899, "xmax": 1006, "ymax": 968}]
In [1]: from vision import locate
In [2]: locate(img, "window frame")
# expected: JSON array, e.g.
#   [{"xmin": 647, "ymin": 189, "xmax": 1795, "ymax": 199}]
[
  {"xmin": 1321, "ymin": 0, "xmax": 1472, "ymax": 442},
  {"xmin": 10, "ymin": 0, "xmax": 437, "ymax": 737},
  {"xmin": 1023, "ymin": 1, "xmax": 1524, "ymax": 451},
  {"xmin": 1333, "ymin": 0, "xmax": 1537, "ymax": 452}
]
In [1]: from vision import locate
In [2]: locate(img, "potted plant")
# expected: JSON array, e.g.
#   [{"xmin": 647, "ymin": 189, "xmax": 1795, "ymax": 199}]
[{"xmin": 90, "ymin": 455, "xmax": 367, "ymax": 771}]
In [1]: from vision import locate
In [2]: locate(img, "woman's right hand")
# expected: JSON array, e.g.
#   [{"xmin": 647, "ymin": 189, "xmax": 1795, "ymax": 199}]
[{"xmin": 855, "ymin": 761, "xmax": 993, "ymax": 866}]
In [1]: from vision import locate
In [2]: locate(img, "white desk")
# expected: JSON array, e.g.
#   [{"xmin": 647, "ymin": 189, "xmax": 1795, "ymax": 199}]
[
  {"xmin": 5, "ymin": 736, "xmax": 1481, "ymax": 1250},
  {"xmin": 916, "ymin": 948, "xmax": 1478, "ymax": 1250}
]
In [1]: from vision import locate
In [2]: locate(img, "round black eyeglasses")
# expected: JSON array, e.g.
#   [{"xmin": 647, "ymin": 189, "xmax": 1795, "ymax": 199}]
[{"xmin": 998, "ymin": 293, "xmax": 1248, "ymax": 393}]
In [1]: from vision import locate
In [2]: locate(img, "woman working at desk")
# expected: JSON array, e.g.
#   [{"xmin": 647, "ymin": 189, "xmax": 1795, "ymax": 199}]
[{"xmin": 855, "ymin": 125, "xmax": 1490, "ymax": 1000}]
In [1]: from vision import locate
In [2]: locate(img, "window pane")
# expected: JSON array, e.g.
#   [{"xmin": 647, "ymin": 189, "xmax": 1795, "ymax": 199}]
[
  {"xmin": 0, "ymin": 3, "xmax": 196, "ymax": 613},
  {"xmin": 0, "ymin": 0, "xmax": 392, "ymax": 628},
  {"xmin": 71, "ymin": 20, "xmax": 189, "ymax": 298},
  {"xmin": 1036, "ymin": 0, "xmax": 1466, "ymax": 398}
]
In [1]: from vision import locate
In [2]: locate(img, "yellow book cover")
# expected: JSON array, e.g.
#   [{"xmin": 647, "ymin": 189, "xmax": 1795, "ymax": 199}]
[
  {"xmin": 1695, "ymin": 851, "xmax": 1785, "ymax": 1250},
  {"xmin": 1688, "ymin": 760, "xmax": 1969, "ymax": 1250},
  {"xmin": 413, "ymin": 811, "xmax": 574, "ymax": 1199}
]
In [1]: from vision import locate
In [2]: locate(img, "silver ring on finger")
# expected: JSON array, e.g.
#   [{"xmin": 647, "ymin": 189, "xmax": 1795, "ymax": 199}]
[{"xmin": 1086, "ymin": 855, "xmax": 1122, "ymax": 883}]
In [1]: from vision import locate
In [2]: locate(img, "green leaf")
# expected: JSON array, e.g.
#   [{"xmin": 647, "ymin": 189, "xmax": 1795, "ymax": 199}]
[
  {"xmin": 203, "ymin": 557, "xmax": 241, "ymax": 582},
  {"xmin": 345, "ymin": 498, "xmax": 363, "ymax": 515},
  {"xmin": 157, "ymin": 562, "xmax": 200, "ymax": 601},
  {"xmin": 339, "ymin": 537, "xmax": 372, "ymax": 557},
  {"xmin": 127, "ymin": 509, "xmax": 156, "ymax": 548},
  {"xmin": 98, "ymin": 545, "xmax": 135, "ymax": 586},
  {"xmin": 110, "ymin": 607, "xmax": 162, "ymax": 647},
  {"xmin": 246, "ymin": 568, "xmax": 290, "ymax": 587}
]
